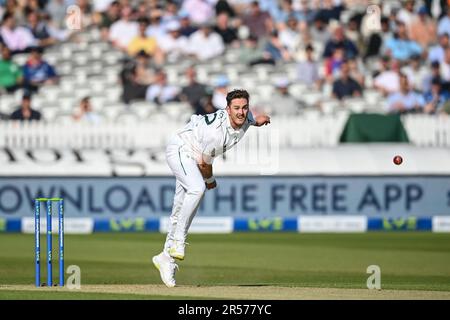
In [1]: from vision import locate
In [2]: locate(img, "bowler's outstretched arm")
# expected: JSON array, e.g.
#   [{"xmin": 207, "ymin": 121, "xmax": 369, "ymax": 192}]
[{"xmin": 254, "ymin": 114, "xmax": 271, "ymax": 127}]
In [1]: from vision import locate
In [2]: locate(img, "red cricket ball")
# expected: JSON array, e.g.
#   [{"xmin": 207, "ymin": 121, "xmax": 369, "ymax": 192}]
[{"xmin": 393, "ymin": 155, "xmax": 403, "ymax": 165}]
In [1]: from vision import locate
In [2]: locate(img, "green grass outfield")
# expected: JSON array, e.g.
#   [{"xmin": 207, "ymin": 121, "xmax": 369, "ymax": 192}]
[{"xmin": 0, "ymin": 232, "xmax": 449, "ymax": 299}]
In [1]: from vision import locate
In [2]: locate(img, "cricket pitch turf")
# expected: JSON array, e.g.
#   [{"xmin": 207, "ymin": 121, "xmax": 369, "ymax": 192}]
[{"xmin": 0, "ymin": 232, "xmax": 449, "ymax": 299}]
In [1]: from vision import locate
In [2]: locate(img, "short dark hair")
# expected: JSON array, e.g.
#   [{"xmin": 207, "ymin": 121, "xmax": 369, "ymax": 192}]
[
  {"xmin": 1, "ymin": 12, "xmax": 13, "ymax": 24},
  {"xmin": 23, "ymin": 91, "xmax": 32, "ymax": 100},
  {"xmin": 226, "ymin": 89, "xmax": 249, "ymax": 106},
  {"xmin": 138, "ymin": 17, "xmax": 149, "ymax": 25},
  {"xmin": 431, "ymin": 60, "xmax": 440, "ymax": 68},
  {"xmin": 380, "ymin": 17, "xmax": 389, "ymax": 24},
  {"xmin": 29, "ymin": 46, "xmax": 43, "ymax": 54}
]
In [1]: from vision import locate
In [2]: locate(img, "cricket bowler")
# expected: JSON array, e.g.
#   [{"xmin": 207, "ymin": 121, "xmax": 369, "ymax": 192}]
[{"xmin": 153, "ymin": 89, "xmax": 271, "ymax": 287}]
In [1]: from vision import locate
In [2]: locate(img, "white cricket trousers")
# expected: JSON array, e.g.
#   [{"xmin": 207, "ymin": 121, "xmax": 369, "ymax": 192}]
[{"xmin": 163, "ymin": 135, "xmax": 206, "ymax": 255}]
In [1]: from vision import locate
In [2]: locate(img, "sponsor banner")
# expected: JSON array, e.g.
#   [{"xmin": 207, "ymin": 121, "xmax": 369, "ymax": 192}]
[
  {"xmin": 0, "ymin": 218, "xmax": 21, "ymax": 232},
  {"xmin": 233, "ymin": 217, "xmax": 297, "ymax": 231},
  {"xmin": 298, "ymin": 215, "xmax": 367, "ymax": 233},
  {"xmin": 21, "ymin": 217, "xmax": 93, "ymax": 234},
  {"xmin": 0, "ymin": 216, "xmax": 449, "ymax": 233},
  {"xmin": 1, "ymin": 176, "xmax": 450, "ymax": 218},
  {"xmin": 432, "ymin": 216, "xmax": 450, "ymax": 232},
  {"xmin": 367, "ymin": 217, "xmax": 432, "ymax": 231},
  {"xmin": 94, "ymin": 218, "xmax": 159, "ymax": 232},
  {"xmin": 159, "ymin": 217, "xmax": 233, "ymax": 234}
]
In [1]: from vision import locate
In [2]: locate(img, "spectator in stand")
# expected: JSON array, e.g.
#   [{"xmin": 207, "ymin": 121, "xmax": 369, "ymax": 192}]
[
  {"xmin": 383, "ymin": 21, "xmax": 422, "ymax": 62},
  {"xmin": 0, "ymin": 12, "xmax": 36, "ymax": 53},
  {"xmin": 297, "ymin": 0, "xmax": 316, "ymax": 25},
  {"xmin": 296, "ymin": 44, "xmax": 321, "ymax": 89},
  {"xmin": 263, "ymin": 30, "xmax": 291, "ymax": 63},
  {"xmin": 76, "ymin": 0, "xmax": 95, "ymax": 29},
  {"xmin": 323, "ymin": 26, "xmax": 358, "ymax": 60},
  {"xmin": 146, "ymin": 10, "xmax": 166, "ymax": 41},
  {"xmin": 214, "ymin": 12, "xmax": 238, "ymax": 47},
  {"xmin": 188, "ymin": 23, "xmax": 224, "ymax": 61},
  {"xmin": 45, "ymin": 0, "xmax": 67, "ymax": 29},
  {"xmin": 72, "ymin": 96, "xmax": 102, "ymax": 124},
  {"xmin": 423, "ymin": 61, "xmax": 443, "ymax": 93},
  {"xmin": 347, "ymin": 57, "xmax": 365, "ymax": 88},
  {"xmin": 379, "ymin": 16, "xmax": 394, "ymax": 46},
  {"xmin": 423, "ymin": 77, "xmax": 450, "ymax": 114},
  {"xmin": 402, "ymin": 54, "xmax": 429, "ymax": 92},
  {"xmin": 279, "ymin": 16, "xmax": 301, "ymax": 56},
  {"xmin": 23, "ymin": 46, "xmax": 58, "ymax": 92},
  {"xmin": 211, "ymin": 74, "xmax": 229, "ymax": 109},
  {"xmin": 438, "ymin": 6, "xmax": 450, "ymax": 36},
  {"xmin": 242, "ymin": 1, "xmax": 273, "ymax": 39},
  {"xmin": 2, "ymin": 0, "xmax": 26, "ymax": 25},
  {"xmin": 274, "ymin": 0, "xmax": 302, "ymax": 25},
  {"xmin": 10, "ymin": 91, "xmax": 41, "ymax": 121},
  {"xmin": 427, "ymin": 33, "xmax": 449, "ymax": 64},
  {"xmin": 0, "ymin": 45, "xmax": 23, "ymax": 93},
  {"xmin": 109, "ymin": 6, "xmax": 139, "ymax": 52},
  {"xmin": 238, "ymin": 34, "xmax": 272, "ymax": 66},
  {"xmin": 92, "ymin": 0, "xmax": 115, "ymax": 14},
  {"xmin": 120, "ymin": 50, "xmax": 153, "ymax": 104},
  {"xmin": 145, "ymin": 69, "xmax": 180, "ymax": 105},
  {"xmin": 180, "ymin": 66, "xmax": 209, "ymax": 114},
  {"xmin": 134, "ymin": 1, "xmax": 151, "ymax": 21},
  {"xmin": 22, "ymin": 0, "xmax": 45, "ymax": 18},
  {"xmin": 42, "ymin": 12, "xmax": 73, "ymax": 43},
  {"xmin": 440, "ymin": 47, "xmax": 450, "ymax": 82},
  {"xmin": 332, "ymin": 61, "xmax": 363, "ymax": 100},
  {"xmin": 271, "ymin": 77, "xmax": 302, "ymax": 115},
  {"xmin": 178, "ymin": 11, "xmax": 197, "ymax": 37},
  {"xmin": 158, "ymin": 20, "xmax": 189, "ymax": 63},
  {"xmin": 309, "ymin": 16, "xmax": 331, "ymax": 44},
  {"xmin": 128, "ymin": 17, "xmax": 163, "ymax": 65},
  {"xmin": 374, "ymin": 57, "xmax": 401, "ymax": 96},
  {"xmin": 386, "ymin": 73, "xmax": 425, "ymax": 114},
  {"xmin": 96, "ymin": 0, "xmax": 121, "ymax": 41},
  {"xmin": 409, "ymin": 6, "xmax": 437, "ymax": 49},
  {"xmin": 345, "ymin": 15, "xmax": 363, "ymax": 51},
  {"xmin": 161, "ymin": 1, "xmax": 180, "ymax": 29},
  {"xmin": 324, "ymin": 45, "xmax": 345, "ymax": 82},
  {"xmin": 25, "ymin": 10, "xmax": 57, "ymax": 48},
  {"xmin": 196, "ymin": 87, "xmax": 217, "ymax": 115},
  {"xmin": 396, "ymin": 0, "xmax": 416, "ymax": 27},
  {"xmin": 315, "ymin": 0, "xmax": 343, "ymax": 24},
  {"xmin": 215, "ymin": 0, "xmax": 236, "ymax": 18},
  {"xmin": 181, "ymin": 0, "xmax": 214, "ymax": 25}
]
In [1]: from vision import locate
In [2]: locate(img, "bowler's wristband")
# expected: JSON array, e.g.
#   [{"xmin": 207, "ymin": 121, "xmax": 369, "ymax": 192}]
[{"xmin": 205, "ymin": 176, "xmax": 215, "ymax": 184}]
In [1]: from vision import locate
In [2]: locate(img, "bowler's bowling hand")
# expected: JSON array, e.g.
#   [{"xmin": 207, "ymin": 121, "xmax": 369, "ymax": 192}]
[
  {"xmin": 255, "ymin": 115, "xmax": 271, "ymax": 126},
  {"xmin": 206, "ymin": 181, "xmax": 217, "ymax": 190}
]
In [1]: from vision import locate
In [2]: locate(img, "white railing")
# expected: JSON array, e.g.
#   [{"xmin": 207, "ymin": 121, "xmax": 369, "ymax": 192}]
[
  {"xmin": 0, "ymin": 121, "xmax": 179, "ymax": 149},
  {"xmin": 0, "ymin": 114, "xmax": 449, "ymax": 149},
  {"xmin": 402, "ymin": 114, "xmax": 450, "ymax": 147}
]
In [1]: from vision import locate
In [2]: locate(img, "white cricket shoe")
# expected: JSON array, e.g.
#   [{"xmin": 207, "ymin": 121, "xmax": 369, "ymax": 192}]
[
  {"xmin": 169, "ymin": 241, "xmax": 187, "ymax": 260},
  {"xmin": 152, "ymin": 253, "xmax": 178, "ymax": 288}
]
